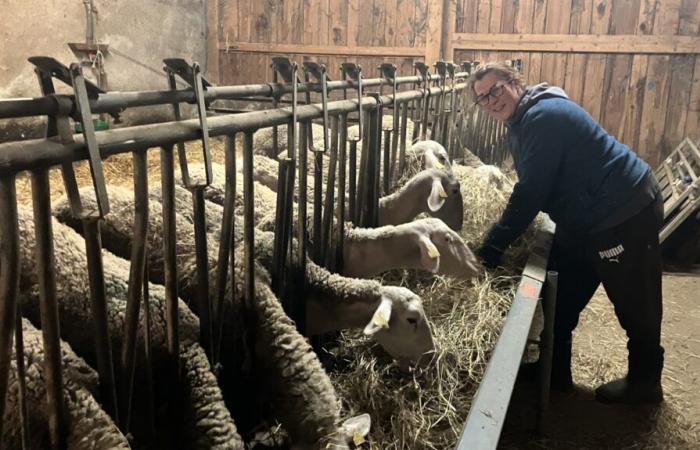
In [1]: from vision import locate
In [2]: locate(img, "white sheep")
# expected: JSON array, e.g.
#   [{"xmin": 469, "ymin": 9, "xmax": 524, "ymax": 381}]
[
  {"xmin": 3, "ymin": 318, "xmax": 129, "ymax": 449},
  {"xmin": 16, "ymin": 206, "xmax": 244, "ymax": 449}
]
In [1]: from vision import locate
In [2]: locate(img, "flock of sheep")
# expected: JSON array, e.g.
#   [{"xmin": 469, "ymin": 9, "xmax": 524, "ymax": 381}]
[{"xmin": 2, "ymin": 119, "xmax": 514, "ymax": 449}]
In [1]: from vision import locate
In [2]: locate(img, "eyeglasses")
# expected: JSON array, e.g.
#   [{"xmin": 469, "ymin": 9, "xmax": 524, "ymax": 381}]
[{"xmin": 474, "ymin": 79, "xmax": 513, "ymax": 107}]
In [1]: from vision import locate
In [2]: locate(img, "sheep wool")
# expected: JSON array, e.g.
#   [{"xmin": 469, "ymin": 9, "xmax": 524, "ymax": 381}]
[{"xmin": 3, "ymin": 318, "xmax": 128, "ymax": 450}]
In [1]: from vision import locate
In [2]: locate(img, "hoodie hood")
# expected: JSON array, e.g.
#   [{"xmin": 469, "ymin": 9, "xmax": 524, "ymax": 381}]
[{"xmin": 508, "ymin": 83, "xmax": 569, "ymax": 126}]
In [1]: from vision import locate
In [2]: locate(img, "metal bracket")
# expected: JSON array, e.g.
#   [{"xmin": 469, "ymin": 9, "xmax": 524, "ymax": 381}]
[
  {"xmin": 29, "ymin": 56, "xmax": 110, "ymax": 218},
  {"xmin": 272, "ymin": 56, "xmax": 300, "ymax": 159},
  {"xmin": 341, "ymin": 62, "xmax": 364, "ymax": 141},
  {"xmin": 378, "ymin": 63, "xmax": 398, "ymax": 132},
  {"xmin": 414, "ymin": 61, "xmax": 431, "ymax": 96},
  {"xmin": 163, "ymin": 58, "xmax": 213, "ymax": 188},
  {"xmin": 303, "ymin": 62, "xmax": 329, "ymax": 152}
]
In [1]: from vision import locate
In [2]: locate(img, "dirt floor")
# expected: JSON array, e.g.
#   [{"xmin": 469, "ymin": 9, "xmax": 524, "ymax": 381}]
[{"xmin": 499, "ymin": 270, "xmax": 700, "ymax": 449}]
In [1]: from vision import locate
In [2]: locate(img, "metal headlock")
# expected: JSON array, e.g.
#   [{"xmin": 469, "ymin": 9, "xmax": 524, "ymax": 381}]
[
  {"xmin": 340, "ymin": 62, "xmax": 363, "ymax": 141},
  {"xmin": 432, "ymin": 60, "xmax": 448, "ymax": 142},
  {"xmin": 414, "ymin": 61, "xmax": 431, "ymax": 141},
  {"xmin": 379, "ymin": 63, "xmax": 399, "ymax": 193}
]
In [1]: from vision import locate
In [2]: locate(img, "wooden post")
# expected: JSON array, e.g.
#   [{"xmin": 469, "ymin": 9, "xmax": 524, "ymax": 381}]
[
  {"xmin": 425, "ymin": 0, "xmax": 444, "ymax": 65},
  {"xmin": 441, "ymin": 0, "xmax": 456, "ymax": 62},
  {"xmin": 206, "ymin": 0, "xmax": 220, "ymax": 83}
]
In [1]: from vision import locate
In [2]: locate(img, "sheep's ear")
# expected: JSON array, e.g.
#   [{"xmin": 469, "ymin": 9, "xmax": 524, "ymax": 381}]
[
  {"xmin": 363, "ymin": 297, "xmax": 393, "ymax": 335},
  {"xmin": 341, "ymin": 413, "xmax": 372, "ymax": 446},
  {"xmin": 417, "ymin": 235, "xmax": 441, "ymax": 273},
  {"xmin": 427, "ymin": 178, "xmax": 448, "ymax": 212},
  {"xmin": 424, "ymin": 151, "xmax": 444, "ymax": 170}
]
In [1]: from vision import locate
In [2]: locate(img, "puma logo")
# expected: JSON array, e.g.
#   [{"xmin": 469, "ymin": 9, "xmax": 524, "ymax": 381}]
[{"xmin": 598, "ymin": 244, "xmax": 624, "ymax": 263}]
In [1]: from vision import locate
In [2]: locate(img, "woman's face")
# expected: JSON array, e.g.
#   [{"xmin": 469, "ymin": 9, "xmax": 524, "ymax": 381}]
[{"xmin": 473, "ymin": 71, "xmax": 521, "ymax": 122}]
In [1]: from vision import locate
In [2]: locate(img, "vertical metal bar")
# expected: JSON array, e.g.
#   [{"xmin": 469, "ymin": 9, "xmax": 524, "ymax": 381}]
[
  {"xmin": 272, "ymin": 158, "xmax": 290, "ymax": 297},
  {"xmin": 141, "ymin": 259, "xmax": 156, "ymax": 443},
  {"xmin": 398, "ymin": 101, "xmax": 409, "ymax": 178},
  {"xmin": 214, "ymin": 135, "xmax": 237, "ymax": 361},
  {"xmin": 30, "ymin": 169, "xmax": 67, "ymax": 450},
  {"xmin": 357, "ymin": 109, "xmax": 370, "ymax": 213},
  {"xmin": 159, "ymin": 144, "xmax": 180, "ymax": 436},
  {"xmin": 82, "ymin": 214, "xmax": 119, "ymax": 424},
  {"xmin": 313, "ymin": 134, "xmax": 323, "ymax": 263},
  {"xmin": 14, "ymin": 303, "xmax": 28, "ymax": 450},
  {"xmin": 382, "ymin": 128, "xmax": 391, "ymax": 195},
  {"xmin": 321, "ymin": 115, "xmax": 339, "ymax": 267},
  {"xmin": 272, "ymin": 69, "xmax": 280, "ymax": 158},
  {"xmin": 334, "ymin": 114, "xmax": 348, "ymax": 273},
  {"xmin": 192, "ymin": 187, "xmax": 213, "ymax": 362},
  {"xmin": 421, "ymin": 91, "xmax": 430, "ymax": 141},
  {"xmin": 243, "ymin": 132, "xmax": 256, "ymax": 313},
  {"xmin": 297, "ymin": 124, "xmax": 308, "ymax": 269},
  {"xmin": 119, "ymin": 149, "xmax": 149, "ymax": 430},
  {"xmin": 348, "ymin": 139, "xmax": 358, "ymax": 223},
  {"xmin": 538, "ymin": 270, "xmax": 558, "ymax": 433},
  {"xmin": 0, "ymin": 175, "xmax": 20, "ymax": 449}
]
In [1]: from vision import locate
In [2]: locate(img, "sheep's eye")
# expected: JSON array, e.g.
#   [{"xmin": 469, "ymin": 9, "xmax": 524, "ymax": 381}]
[
  {"xmin": 445, "ymin": 234, "xmax": 452, "ymax": 243},
  {"xmin": 406, "ymin": 317, "xmax": 418, "ymax": 325}
]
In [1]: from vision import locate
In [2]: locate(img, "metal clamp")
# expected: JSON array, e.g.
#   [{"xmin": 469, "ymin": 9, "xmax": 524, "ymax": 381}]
[
  {"xmin": 341, "ymin": 63, "xmax": 363, "ymax": 141},
  {"xmin": 303, "ymin": 62, "xmax": 329, "ymax": 152},
  {"xmin": 28, "ymin": 56, "xmax": 110, "ymax": 218},
  {"xmin": 272, "ymin": 56, "xmax": 300, "ymax": 159},
  {"xmin": 163, "ymin": 58, "xmax": 213, "ymax": 188}
]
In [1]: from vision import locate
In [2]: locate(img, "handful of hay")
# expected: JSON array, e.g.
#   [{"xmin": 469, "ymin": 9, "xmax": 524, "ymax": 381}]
[{"xmin": 326, "ymin": 162, "xmax": 542, "ymax": 449}]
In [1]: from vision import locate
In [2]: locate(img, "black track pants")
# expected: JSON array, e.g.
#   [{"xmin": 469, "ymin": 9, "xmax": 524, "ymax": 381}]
[{"xmin": 549, "ymin": 193, "xmax": 664, "ymax": 382}]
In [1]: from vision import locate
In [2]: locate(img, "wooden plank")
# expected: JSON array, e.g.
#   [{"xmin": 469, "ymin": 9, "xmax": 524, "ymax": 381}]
[
  {"xmin": 220, "ymin": 0, "xmax": 239, "ymax": 44},
  {"xmin": 385, "ymin": 0, "xmax": 398, "ymax": 47},
  {"xmin": 514, "ymin": 0, "xmax": 535, "ymax": 33},
  {"xmin": 356, "ymin": 0, "xmax": 373, "ymax": 46},
  {"xmin": 638, "ymin": 55, "xmax": 672, "ymax": 165},
  {"xmin": 679, "ymin": 0, "xmax": 700, "ymax": 36},
  {"xmin": 219, "ymin": 42, "xmax": 425, "ymax": 57},
  {"xmin": 347, "ymin": 0, "xmax": 359, "ymax": 47},
  {"xmin": 456, "ymin": 0, "xmax": 477, "ymax": 33},
  {"xmin": 395, "ymin": 0, "xmax": 416, "ymax": 46},
  {"xmin": 239, "ymin": 0, "xmax": 251, "ymax": 42},
  {"xmin": 686, "ymin": 56, "xmax": 700, "ymax": 141},
  {"xmin": 443, "ymin": 0, "xmax": 457, "ymax": 60},
  {"xmin": 207, "ymin": 0, "xmax": 220, "ymax": 83},
  {"xmin": 620, "ymin": 55, "xmax": 649, "ymax": 149},
  {"xmin": 579, "ymin": 0, "xmax": 611, "ymax": 122},
  {"xmin": 374, "ymin": 0, "xmax": 389, "ymax": 47},
  {"xmin": 527, "ymin": 0, "xmax": 548, "ymax": 83},
  {"xmin": 563, "ymin": 0, "xmax": 592, "ymax": 97},
  {"xmin": 251, "ymin": 0, "xmax": 272, "ymax": 43},
  {"xmin": 662, "ymin": 55, "xmax": 695, "ymax": 160},
  {"xmin": 330, "ymin": 0, "xmax": 348, "ymax": 45},
  {"xmin": 540, "ymin": 0, "xmax": 571, "ymax": 86},
  {"xmin": 425, "ymin": 0, "xmax": 444, "ymax": 64},
  {"xmin": 490, "ymin": 0, "xmax": 504, "ymax": 32},
  {"xmin": 500, "ymin": 0, "xmax": 517, "ymax": 33},
  {"xmin": 476, "ymin": 0, "xmax": 491, "ymax": 33},
  {"xmin": 414, "ymin": 0, "xmax": 429, "ymax": 48},
  {"xmin": 450, "ymin": 33, "xmax": 700, "ymax": 53}
]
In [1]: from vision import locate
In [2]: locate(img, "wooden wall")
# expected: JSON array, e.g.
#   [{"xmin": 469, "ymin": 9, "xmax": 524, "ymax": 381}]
[
  {"xmin": 207, "ymin": 0, "xmax": 700, "ymax": 167},
  {"xmin": 452, "ymin": 0, "xmax": 700, "ymax": 166}
]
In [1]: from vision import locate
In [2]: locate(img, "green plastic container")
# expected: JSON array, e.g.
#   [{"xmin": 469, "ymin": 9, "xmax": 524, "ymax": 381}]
[{"xmin": 74, "ymin": 118, "xmax": 110, "ymax": 133}]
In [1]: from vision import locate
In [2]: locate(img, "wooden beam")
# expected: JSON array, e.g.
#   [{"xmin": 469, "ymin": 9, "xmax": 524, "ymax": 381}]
[
  {"xmin": 442, "ymin": 0, "xmax": 456, "ymax": 61},
  {"xmin": 425, "ymin": 0, "xmax": 444, "ymax": 64},
  {"xmin": 218, "ymin": 42, "xmax": 424, "ymax": 57},
  {"xmin": 452, "ymin": 33, "xmax": 700, "ymax": 54},
  {"xmin": 206, "ymin": 0, "xmax": 220, "ymax": 83}
]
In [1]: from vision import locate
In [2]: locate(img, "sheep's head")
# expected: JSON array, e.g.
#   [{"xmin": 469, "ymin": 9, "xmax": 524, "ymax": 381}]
[
  {"xmin": 409, "ymin": 218, "xmax": 481, "ymax": 279},
  {"xmin": 425, "ymin": 169, "xmax": 464, "ymax": 231},
  {"xmin": 363, "ymin": 286, "xmax": 433, "ymax": 366},
  {"xmin": 411, "ymin": 140, "xmax": 452, "ymax": 172}
]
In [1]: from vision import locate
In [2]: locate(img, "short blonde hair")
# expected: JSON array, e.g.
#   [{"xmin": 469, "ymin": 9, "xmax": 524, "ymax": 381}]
[{"xmin": 468, "ymin": 62, "xmax": 523, "ymax": 102}]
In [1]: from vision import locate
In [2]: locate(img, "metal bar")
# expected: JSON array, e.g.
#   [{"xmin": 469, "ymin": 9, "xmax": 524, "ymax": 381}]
[
  {"xmin": 321, "ymin": 116, "xmax": 339, "ymax": 267},
  {"xmin": 214, "ymin": 135, "xmax": 237, "ymax": 361},
  {"xmin": 456, "ymin": 218, "xmax": 555, "ymax": 450},
  {"xmin": 30, "ymin": 169, "xmax": 67, "ymax": 450},
  {"xmin": 0, "ymin": 73, "xmax": 469, "ymax": 119},
  {"xmin": 0, "ymin": 84, "xmax": 468, "ymax": 175},
  {"xmin": 348, "ymin": 139, "xmax": 358, "ymax": 223},
  {"xmin": 537, "ymin": 270, "xmax": 558, "ymax": 434},
  {"xmin": 334, "ymin": 114, "xmax": 348, "ymax": 273},
  {"xmin": 82, "ymin": 215, "xmax": 119, "ymax": 424},
  {"xmin": 313, "ymin": 140, "xmax": 323, "ymax": 263},
  {"xmin": 141, "ymin": 258, "xmax": 156, "ymax": 443},
  {"xmin": 159, "ymin": 144, "xmax": 181, "ymax": 435},
  {"xmin": 0, "ymin": 175, "xmax": 20, "ymax": 448},
  {"xmin": 14, "ymin": 302, "xmax": 28, "ymax": 450},
  {"xmin": 398, "ymin": 101, "xmax": 409, "ymax": 178},
  {"xmin": 119, "ymin": 149, "xmax": 149, "ymax": 430},
  {"xmin": 295, "ymin": 124, "xmax": 308, "ymax": 333},
  {"xmin": 272, "ymin": 158, "xmax": 291, "ymax": 297},
  {"xmin": 243, "ymin": 131, "xmax": 256, "ymax": 311},
  {"xmin": 383, "ymin": 129, "xmax": 391, "ymax": 195},
  {"xmin": 192, "ymin": 187, "xmax": 213, "ymax": 361}
]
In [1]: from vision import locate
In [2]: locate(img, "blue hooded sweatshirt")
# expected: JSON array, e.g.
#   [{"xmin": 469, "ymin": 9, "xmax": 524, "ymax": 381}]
[{"xmin": 482, "ymin": 83, "xmax": 658, "ymax": 252}]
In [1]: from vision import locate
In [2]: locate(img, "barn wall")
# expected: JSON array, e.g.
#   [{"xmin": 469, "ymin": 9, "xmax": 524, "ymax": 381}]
[
  {"xmin": 452, "ymin": 0, "xmax": 700, "ymax": 167},
  {"xmin": 0, "ymin": 0, "xmax": 208, "ymax": 140}
]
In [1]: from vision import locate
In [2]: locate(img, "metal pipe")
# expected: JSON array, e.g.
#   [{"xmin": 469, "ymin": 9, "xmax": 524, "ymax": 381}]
[
  {"xmin": 398, "ymin": 101, "xmax": 409, "ymax": 178},
  {"xmin": 0, "ymin": 175, "xmax": 20, "ymax": 448},
  {"xmin": 141, "ymin": 259, "xmax": 156, "ymax": 443},
  {"xmin": 192, "ymin": 187, "xmax": 213, "ymax": 361},
  {"xmin": 159, "ymin": 144, "xmax": 181, "ymax": 435},
  {"xmin": 214, "ymin": 135, "xmax": 237, "ymax": 361},
  {"xmin": 538, "ymin": 270, "xmax": 558, "ymax": 434},
  {"xmin": 321, "ymin": 115, "xmax": 339, "ymax": 267},
  {"xmin": 0, "ymin": 73, "xmax": 468, "ymax": 120},
  {"xmin": 14, "ymin": 302, "xmax": 28, "ymax": 450},
  {"xmin": 0, "ymin": 84, "xmax": 467, "ymax": 176},
  {"xmin": 119, "ymin": 149, "xmax": 149, "ymax": 430},
  {"xmin": 312, "ymin": 135, "xmax": 323, "ymax": 263},
  {"xmin": 243, "ymin": 132, "xmax": 255, "ymax": 312},
  {"xmin": 382, "ymin": 128, "xmax": 391, "ymax": 195},
  {"xmin": 30, "ymin": 169, "xmax": 67, "ymax": 450},
  {"xmin": 82, "ymin": 216, "xmax": 119, "ymax": 424},
  {"xmin": 348, "ymin": 139, "xmax": 358, "ymax": 224},
  {"xmin": 334, "ymin": 114, "xmax": 348, "ymax": 273}
]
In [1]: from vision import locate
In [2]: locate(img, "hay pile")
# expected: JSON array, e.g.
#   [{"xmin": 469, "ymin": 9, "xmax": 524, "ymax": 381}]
[{"xmin": 325, "ymin": 163, "xmax": 540, "ymax": 449}]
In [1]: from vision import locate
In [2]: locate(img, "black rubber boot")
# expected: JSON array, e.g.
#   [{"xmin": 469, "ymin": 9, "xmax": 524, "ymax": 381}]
[
  {"xmin": 595, "ymin": 341, "xmax": 664, "ymax": 405},
  {"xmin": 518, "ymin": 339, "xmax": 573, "ymax": 392}
]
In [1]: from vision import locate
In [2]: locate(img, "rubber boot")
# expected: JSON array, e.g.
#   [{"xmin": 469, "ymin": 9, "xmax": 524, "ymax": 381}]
[
  {"xmin": 595, "ymin": 343, "xmax": 664, "ymax": 405},
  {"xmin": 518, "ymin": 339, "xmax": 573, "ymax": 392}
]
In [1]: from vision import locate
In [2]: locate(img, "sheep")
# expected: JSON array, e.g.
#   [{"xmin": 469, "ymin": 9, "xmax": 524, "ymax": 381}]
[
  {"xmin": 14, "ymin": 206, "xmax": 244, "ymax": 449},
  {"xmin": 3, "ymin": 318, "xmax": 129, "ymax": 449},
  {"xmin": 379, "ymin": 168, "xmax": 464, "ymax": 230},
  {"xmin": 52, "ymin": 187, "xmax": 350, "ymax": 449},
  {"xmin": 405, "ymin": 139, "xmax": 452, "ymax": 173}
]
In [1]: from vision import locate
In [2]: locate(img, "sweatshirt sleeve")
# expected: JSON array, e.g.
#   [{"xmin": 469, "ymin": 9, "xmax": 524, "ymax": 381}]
[{"xmin": 482, "ymin": 108, "xmax": 565, "ymax": 251}]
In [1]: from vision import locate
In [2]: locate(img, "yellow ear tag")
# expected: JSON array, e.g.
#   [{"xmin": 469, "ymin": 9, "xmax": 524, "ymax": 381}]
[
  {"xmin": 426, "ymin": 241, "xmax": 441, "ymax": 259},
  {"xmin": 353, "ymin": 430, "xmax": 366, "ymax": 446},
  {"xmin": 372, "ymin": 311, "xmax": 389, "ymax": 329},
  {"xmin": 438, "ymin": 183, "xmax": 448, "ymax": 198},
  {"xmin": 434, "ymin": 160, "xmax": 444, "ymax": 169}
]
